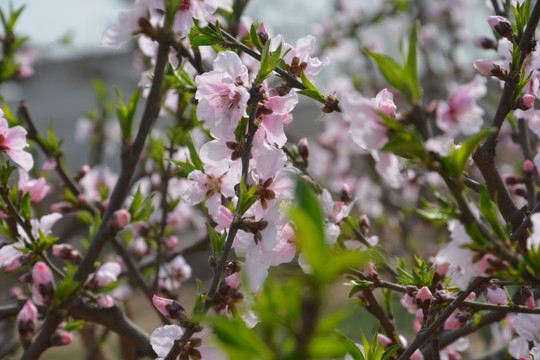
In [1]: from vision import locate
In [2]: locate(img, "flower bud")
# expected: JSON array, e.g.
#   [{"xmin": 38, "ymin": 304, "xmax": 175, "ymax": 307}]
[
  {"xmin": 474, "ymin": 59, "xmax": 506, "ymax": 80},
  {"xmin": 516, "ymin": 94, "xmax": 535, "ymax": 111},
  {"xmin": 524, "ymin": 160, "xmax": 535, "ymax": 178},
  {"xmin": 416, "ymin": 286, "xmax": 432, "ymax": 309},
  {"xmin": 522, "ymin": 286, "xmax": 536, "ymax": 310},
  {"xmin": 52, "ymin": 244, "xmax": 81, "ymax": 263},
  {"xmin": 487, "ymin": 16, "xmax": 515, "ymax": 39},
  {"xmin": 359, "ymin": 214, "xmax": 370, "ymax": 232},
  {"xmin": 257, "ymin": 23, "xmax": 269, "ymax": 45},
  {"xmin": 97, "ymin": 294, "xmax": 115, "ymax": 308},
  {"xmin": 152, "ymin": 294, "xmax": 185, "ymax": 319},
  {"xmin": 484, "ymin": 285, "xmax": 508, "ymax": 305},
  {"xmin": 340, "ymin": 184, "xmax": 352, "ymax": 204},
  {"xmin": 51, "ymin": 330, "xmax": 72, "ymax": 346},
  {"xmin": 363, "ymin": 262, "xmax": 378, "ymax": 281},
  {"xmin": 31, "ymin": 261, "xmax": 55, "ymax": 305},
  {"xmin": 298, "ymin": 137, "xmax": 309, "ymax": 167},
  {"xmin": 224, "ymin": 260, "xmax": 242, "ymax": 276},
  {"xmin": 435, "ymin": 262, "xmax": 449, "ymax": 277},
  {"xmin": 473, "ymin": 36, "xmax": 497, "ymax": 49},
  {"xmin": 163, "ymin": 235, "xmax": 178, "ymax": 249},
  {"xmin": 17, "ymin": 300, "xmax": 37, "ymax": 344},
  {"xmin": 108, "ymin": 209, "xmax": 131, "ymax": 232}
]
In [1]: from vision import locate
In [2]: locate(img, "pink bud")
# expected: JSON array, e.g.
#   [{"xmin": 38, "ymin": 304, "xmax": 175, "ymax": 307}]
[
  {"xmin": 51, "ymin": 330, "xmax": 72, "ymax": 346},
  {"xmin": 41, "ymin": 158, "xmax": 57, "ymax": 172},
  {"xmin": 474, "ymin": 59, "xmax": 505, "ymax": 79},
  {"xmin": 524, "ymin": 159, "xmax": 535, "ymax": 179},
  {"xmin": 32, "ymin": 261, "xmax": 55, "ymax": 305},
  {"xmin": 52, "ymin": 244, "xmax": 81, "ymax": 263},
  {"xmin": 435, "ymin": 262, "xmax": 450, "ymax": 277},
  {"xmin": 363, "ymin": 262, "xmax": 378, "ymax": 280},
  {"xmin": 485, "ymin": 285, "xmax": 508, "ymax": 305},
  {"xmin": 97, "ymin": 294, "xmax": 115, "ymax": 308},
  {"xmin": 517, "ymin": 94, "xmax": 535, "ymax": 111},
  {"xmin": 163, "ymin": 235, "xmax": 178, "ymax": 249},
  {"xmin": 411, "ymin": 350, "xmax": 424, "ymax": 360},
  {"xmin": 487, "ymin": 16, "xmax": 514, "ymax": 38},
  {"xmin": 5, "ymin": 256, "xmax": 24, "ymax": 272},
  {"xmin": 416, "ymin": 286, "xmax": 432, "ymax": 308},
  {"xmin": 473, "ymin": 36, "xmax": 497, "ymax": 49},
  {"xmin": 32, "ymin": 261, "xmax": 54, "ymax": 286},
  {"xmin": 224, "ymin": 272, "xmax": 241, "ymax": 289},
  {"xmin": 131, "ymin": 237, "xmax": 148, "ymax": 257},
  {"xmin": 17, "ymin": 300, "xmax": 38, "ymax": 342},
  {"xmin": 377, "ymin": 333, "xmax": 392, "ymax": 347},
  {"xmin": 257, "ymin": 23, "xmax": 269, "ymax": 45},
  {"xmin": 298, "ymin": 137, "xmax": 309, "ymax": 166},
  {"xmin": 522, "ymin": 286, "xmax": 535, "ymax": 310},
  {"xmin": 109, "ymin": 209, "xmax": 131, "ymax": 232},
  {"xmin": 444, "ymin": 313, "xmax": 463, "ymax": 330},
  {"xmin": 152, "ymin": 294, "xmax": 185, "ymax": 319}
]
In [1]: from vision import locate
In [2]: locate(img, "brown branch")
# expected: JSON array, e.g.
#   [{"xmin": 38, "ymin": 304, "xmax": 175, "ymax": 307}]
[
  {"xmin": 21, "ymin": 36, "xmax": 171, "ymax": 360},
  {"xmin": 70, "ymin": 298, "xmax": 156, "ymax": 358},
  {"xmin": 473, "ymin": 0, "xmax": 540, "ymax": 232}
]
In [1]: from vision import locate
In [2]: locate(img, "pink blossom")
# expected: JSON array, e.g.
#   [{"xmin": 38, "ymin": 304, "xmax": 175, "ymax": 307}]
[
  {"xmin": 484, "ymin": 285, "xmax": 508, "ymax": 305},
  {"xmin": 32, "ymin": 261, "xmax": 56, "ymax": 305},
  {"xmin": 80, "ymin": 165, "xmax": 118, "ymax": 203},
  {"xmin": 341, "ymin": 89, "xmax": 396, "ymax": 151},
  {"xmin": 508, "ymin": 314, "xmax": 540, "ymax": 359},
  {"xmin": 171, "ymin": 0, "xmax": 233, "ymax": 35},
  {"xmin": 436, "ymin": 75, "xmax": 487, "ymax": 136},
  {"xmin": 276, "ymin": 35, "xmax": 331, "ymax": 79},
  {"xmin": 100, "ymin": 0, "xmax": 152, "ymax": 47},
  {"xmin": 0, "ymin": 110, "xmax": 33, "ymax": 171},
  {"xmin": 163, "ymin": 236, "xmax": 178, "ymax": 249},
  {"xmin": 18, "ymin": 170, "xmax": 51, "ymax": 202},
  {"xmin": 527, "ymin": 213, "xmax": 540, "ymax": 251},
  {"xmin": 195, "ymin": 51, "xmax": 251, "ymax": 138},
  {"xmin": 89, "ymin": 262, "xmax": 122, "ymax": 288}
]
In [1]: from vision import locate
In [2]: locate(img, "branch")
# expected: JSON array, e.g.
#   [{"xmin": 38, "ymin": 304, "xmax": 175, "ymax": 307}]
[
  {"xmin": 70, "ymin": 298, "xmax": 156, "ymax": 358},
  {"xmin": 473, "ymin": 0, "xmax": 540, "ymax": 231},
  {"xmin": 397, "ymin": 277, "xmax": 486, "ymax": 360},
  {"xmin": 21, "ymin": 37, "xmax": 171, "ymax": 360}
]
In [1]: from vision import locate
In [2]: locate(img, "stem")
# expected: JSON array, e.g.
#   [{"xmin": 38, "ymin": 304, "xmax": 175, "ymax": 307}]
[{"xmin": 21, "ymin": 37, "xmax": 170, "ymax": 360}]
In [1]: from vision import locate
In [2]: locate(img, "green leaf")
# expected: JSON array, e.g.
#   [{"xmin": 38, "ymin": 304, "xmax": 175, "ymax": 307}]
[
  {"xmin": 337, "ymin": 331, "xmax": 365, "ymax": 360},
  {"xmin": 237, "ymin": 177, "xmax": 259, "ymax": 216},
  {"xmin": 478, "ymin": 185, "xmax": 508, "ymax": 241},
  {"xmin": 207, "ymin": 223, "xmax": 226, "ymax": 258},
  {"xmin": 345, "ymin": 278, "xmax": 374, "ymax": 297},
  {"xmin": 186, "ymin": 133, "xmax": 204, "ymax": 171},
  {"xmin": 298, "ymin": 70, "xmax": 326, "ymax": 103},
  {"xmin": 206, "ymin": 315, "xmax": 272, "ymax": 359},
  {"xmin": 255, "ymin": 39, "xmax": 284, "ymax": 84},
  {"xmin": 364, "ymin": 49, "xmax": 408, "ymax": 99},
  {"xmin": 450, "ymin": 127, "xmax": 496, "ymax": 177},
  {"xmin": 20, "ymin": 192, "xmax": 31, "ymax": 220},
  {"xmin": 404, "ymin": 21, "xmax": 421, "ymax": 100},
  {"xmin": 249, "ymin": 23, "xmax": 262, "ymax": 50}
]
